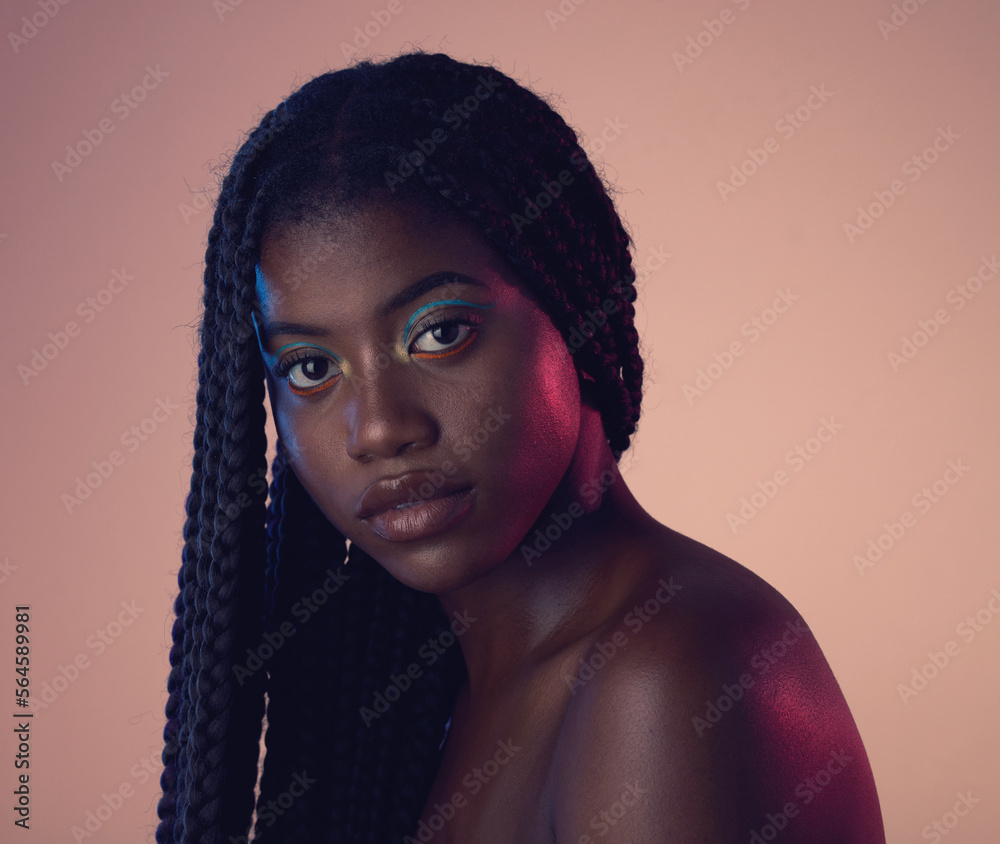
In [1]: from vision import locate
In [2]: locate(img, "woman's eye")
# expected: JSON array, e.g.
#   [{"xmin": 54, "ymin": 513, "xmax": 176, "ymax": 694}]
[
  {"xmin": 277, "ymin": 353, "xmax": 342, "ymax": 395},
  {"xmin": 410, "ymin": 320, "xmax": 476, "ymax": 357}
]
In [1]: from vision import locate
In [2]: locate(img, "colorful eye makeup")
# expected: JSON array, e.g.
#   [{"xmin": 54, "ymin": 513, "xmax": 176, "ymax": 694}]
[
  {"xmin": 402, "ymin": 299, "xmax": 495, "ymax": 340},
  {"xmin": 251, "ymin": 298, "xmax": 495, "ymax": 396},
  {"xmin": 252, "ymin": 311, "xmax": 344, "ymax": 396},
  {"xmin": 404, "ymin": 299, "xmax": 495, "ymax": 360},
  {"xmin": 273, "ymin": 344, "xmax": 343, "ymax": 395}
]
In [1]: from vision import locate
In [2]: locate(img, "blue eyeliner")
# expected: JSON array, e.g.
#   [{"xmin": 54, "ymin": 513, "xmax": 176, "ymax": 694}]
[
  {"xmin": 275, "ymin": 341, "xmax": 340, "ymax": 360},
  {"xmin": 250, "ymin": 300, "xmax": 492, "ymax": 373},
  {"xmin": 251, "ymin": 311, "xmax": 340, "ymax": 369},
  {"xmin": 403, "ymin": 299, "xmax": 495, "ymax": 340}
]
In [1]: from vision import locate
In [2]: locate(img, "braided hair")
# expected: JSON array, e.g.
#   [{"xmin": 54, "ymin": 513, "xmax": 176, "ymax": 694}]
[{"xmin": 158, "ymin": 52, "xmax": 643, "ymax": 843}]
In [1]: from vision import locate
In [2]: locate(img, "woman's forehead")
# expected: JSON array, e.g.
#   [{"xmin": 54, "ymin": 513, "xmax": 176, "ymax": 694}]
[
  {"xmin": 259, "ymin": 200, "xmax": 477, "ymax": 269},
  {"xmin": 252, "ymin": 203, "xmax": 526, "ymax": 328}
]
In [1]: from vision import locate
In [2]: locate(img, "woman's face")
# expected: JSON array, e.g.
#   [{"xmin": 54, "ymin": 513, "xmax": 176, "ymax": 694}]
[{"xmin": 254, "ymin": 200, "xmax": 584, "ymax": 593}]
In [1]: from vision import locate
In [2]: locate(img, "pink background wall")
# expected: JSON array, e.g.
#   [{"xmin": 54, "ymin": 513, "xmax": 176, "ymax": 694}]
[{"xmin": 2, "ymin": 0, "xmax": 997, "ymax": 839}]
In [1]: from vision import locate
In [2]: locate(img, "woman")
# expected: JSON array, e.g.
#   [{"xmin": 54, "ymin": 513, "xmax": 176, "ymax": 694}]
[{"xmin": 158, "ymin": 52, "xmax": 885, "ymax": 842}]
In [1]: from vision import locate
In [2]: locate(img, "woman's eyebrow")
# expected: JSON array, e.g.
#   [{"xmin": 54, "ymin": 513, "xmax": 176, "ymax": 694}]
[
  {"xmin": 379, "ymin": 272, "xmax": 487, "ymax": 318},
  {"xmin": 254, "ymin": 316, "xmax": 327, "ymax": 345},
  {"xmin": 255, "ymin": 272, "xmax": 487, "ymax": 344}
]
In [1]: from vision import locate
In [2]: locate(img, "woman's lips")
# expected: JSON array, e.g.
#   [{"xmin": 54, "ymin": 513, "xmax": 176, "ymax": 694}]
[{"xmin": 364, "ymin": 487, "xmax": 475, "ymax": 542}]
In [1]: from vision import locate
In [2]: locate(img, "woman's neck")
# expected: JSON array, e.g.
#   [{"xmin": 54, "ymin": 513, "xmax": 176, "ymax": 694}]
[{"xmin": 436, "ymin": 402, "xmax": 666, "ymax": 699}]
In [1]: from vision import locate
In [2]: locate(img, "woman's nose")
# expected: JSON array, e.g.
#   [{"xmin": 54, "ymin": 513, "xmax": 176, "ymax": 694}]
[{"xmin": 342, "ymin": 362, "xmax": 438, "ymax": 462}]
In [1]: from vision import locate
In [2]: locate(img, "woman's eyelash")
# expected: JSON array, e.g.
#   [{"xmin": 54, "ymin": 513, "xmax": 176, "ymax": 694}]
[
  {"xmin": 405, "ymin": 299, "xmax": 496, "ymax": 343},
  {"xmin": 274, "ymin": 349, "xmax": 320, "ymax": 378},
  {"xmin": 265, "ymin": 305, "xmax": 490, "ymax": 382},
  {"xmin": 408, "ymin": 311, "xmax": 485, "ymax": 356},
  {"xmin": 274, "ymin": 348, "xmax": 331, "ymax": 378},
  {"xmin": 411, "ymin": 312, "xmax": 482, "ymax": 340}
]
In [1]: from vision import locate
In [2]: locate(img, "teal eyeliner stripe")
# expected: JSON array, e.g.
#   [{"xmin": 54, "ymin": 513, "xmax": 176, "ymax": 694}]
[
  {"xmin": 250, "ymin": 302, "xmax": 492, "ymax": 366},
  {"xmin": 250, "ymin": 311, "xmax": 340, "ymax": 367},
  {"xmin": 403, "ymin": 299, "xmax": 496, "ymax": 340},
  {"xmin": 274, "ymin": 341, "xmax": 340, "ymax": 359}
]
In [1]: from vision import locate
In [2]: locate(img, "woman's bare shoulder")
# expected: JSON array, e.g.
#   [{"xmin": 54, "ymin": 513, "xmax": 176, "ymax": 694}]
[{"xmin": 549, "ymin": 527, "xmax": 885, "ymax": 843}]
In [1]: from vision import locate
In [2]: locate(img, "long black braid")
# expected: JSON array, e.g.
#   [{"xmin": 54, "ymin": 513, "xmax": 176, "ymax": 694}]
[{"xmin": 158, "ymin": 52, "xmax": 643, "ymax": 842}]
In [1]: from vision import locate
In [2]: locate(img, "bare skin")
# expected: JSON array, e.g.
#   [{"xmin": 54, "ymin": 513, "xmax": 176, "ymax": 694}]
[{"xmin": 254, "ymin": 199, "xmax": 886, "ymax": 842}]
